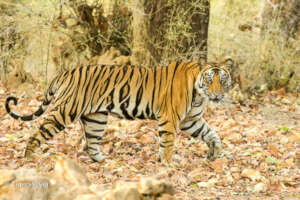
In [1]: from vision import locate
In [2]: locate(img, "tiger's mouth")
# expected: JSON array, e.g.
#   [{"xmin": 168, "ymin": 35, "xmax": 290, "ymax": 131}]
[
  {"xmin": 205, "ymin": 93, "xmax": 224, "ymax": 103},
  {"xmin": 209, "ymin": 98, "xmax": 222, "ymax": 103}
]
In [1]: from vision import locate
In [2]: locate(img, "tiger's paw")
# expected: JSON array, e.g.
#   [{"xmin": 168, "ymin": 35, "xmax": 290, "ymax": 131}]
[
  {"xmin": 24, "ymin": 148, "xmax": 35, "ymax": 162},
  {"xmin": 90, "ymin": 153, "xmax": 106, "ymax": 163},
  {"xmin": 207, "ymin": 140, "xmax": 222, "ymax": 161},
  {"xmin": 158, "ymin": 146, "xmax": 179, "ymax": 168},
  {"xmin": 159, "ymin": 158, "xmax": 179, "ymax": 169},
  {"xmin": 24, "ymin": 137, "xmax": 41, "ymax": 161}
]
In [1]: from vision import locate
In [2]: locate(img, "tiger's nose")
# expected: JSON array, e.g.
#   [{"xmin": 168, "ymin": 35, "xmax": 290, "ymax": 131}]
[
  {"xmin": 216, "ymin": 93, "xmax": 224, "ymax": 100},
  {"xmin": 211, "ymin": 93, "xmax": 223, "ymax": 100}
]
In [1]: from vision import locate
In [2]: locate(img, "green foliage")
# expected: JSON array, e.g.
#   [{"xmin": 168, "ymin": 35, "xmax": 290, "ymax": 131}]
[
  {"xmin": 252, "ymin": 152, "xmax": 262, "ymax": 158},
  {"xmin": 188, "ymin": 138, "xmax": 197, "ymax": 144},
  {"xmin": 5, "ymin": 134, "xmax": 17, "ymax": 141},
  {"xmin": 265, "ymin": 156, "xmax": 277, "ymax": 164},
  {"xmin": 265, "ymin": 156, "xmax": 283, "ymax": 168},
  {"xmin": 280, "ymin": 126, "xmax": 290, "ymax": 134}
]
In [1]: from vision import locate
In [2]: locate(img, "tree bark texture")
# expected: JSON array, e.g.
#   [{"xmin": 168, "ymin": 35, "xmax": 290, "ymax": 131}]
[{"xmin": 131, "ymin": 0, "xmax": 210, "ymax": 65}]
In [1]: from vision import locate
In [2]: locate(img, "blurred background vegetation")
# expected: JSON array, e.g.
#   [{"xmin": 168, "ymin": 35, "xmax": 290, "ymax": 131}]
[
  {"xmin": 0, "ymin": 0, "xmax": 299, "ymax": 94},
  {"xmin": 209, "ymin": 0, "xmax": 300, "ymax": 94}
]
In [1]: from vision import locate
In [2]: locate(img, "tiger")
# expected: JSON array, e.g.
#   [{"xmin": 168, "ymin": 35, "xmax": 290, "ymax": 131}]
[{"xmin": 5, "ymin": 58, "xmax": 234, "ymax": 164}]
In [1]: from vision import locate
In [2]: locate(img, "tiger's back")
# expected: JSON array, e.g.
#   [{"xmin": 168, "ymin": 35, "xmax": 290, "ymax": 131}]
[{"xmin": 51, "ymin": 62, "xmax": 198, "ymax": 121}]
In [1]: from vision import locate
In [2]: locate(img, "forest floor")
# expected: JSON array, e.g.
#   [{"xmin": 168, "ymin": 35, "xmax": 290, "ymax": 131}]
[{"xmin": 0, "ymin": 82, "xmax": 299, "ymax": 200}]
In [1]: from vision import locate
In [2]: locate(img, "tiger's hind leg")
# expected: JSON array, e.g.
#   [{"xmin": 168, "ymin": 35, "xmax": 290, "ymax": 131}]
[
  {"xmin": 157, "ymin": 116, "xmax": 177, "ymax": 165},
  {"xmin": 80, "ymin": 112, "xmax": 108, "ymax": 162},
  {"xmin": 25, "ymin": 109, "xmax": 68, "ymax": 159}
]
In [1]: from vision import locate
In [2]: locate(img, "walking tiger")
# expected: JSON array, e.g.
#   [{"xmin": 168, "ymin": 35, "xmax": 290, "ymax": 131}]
[{"xmin": 5, "ymin": 59, "xmax": 234, "ymax": 164}]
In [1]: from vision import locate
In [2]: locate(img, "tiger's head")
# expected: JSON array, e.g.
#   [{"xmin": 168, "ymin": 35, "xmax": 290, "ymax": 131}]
[{"xmin": 196, "ymin": 58, "xmax": 234, "ymax": 103}]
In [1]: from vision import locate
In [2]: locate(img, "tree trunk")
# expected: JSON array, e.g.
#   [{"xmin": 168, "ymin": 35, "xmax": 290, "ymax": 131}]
[
  {"xmin": 130, "ymin": 0, "xmax": 152, "ymax": 66},
  {"xmin": 190, "ymin": 0, "xmax": 210, "ymax": 65},
  {"xmin": 131, "ymin": 0, "xmax": 210, "ymax": 66}
]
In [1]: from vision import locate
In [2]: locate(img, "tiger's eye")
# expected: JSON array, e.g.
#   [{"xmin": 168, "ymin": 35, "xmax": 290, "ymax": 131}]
[
  {"xmin": 206, "ymin": 70, "xmax": 214, "ymax": 83},
  {"xmin": 206, "ymin": 76, "xmax": 212, "ymax": 83},
  {"xmin": 219, "ymin": 70, "xmax": 227, "ymax": 84}
]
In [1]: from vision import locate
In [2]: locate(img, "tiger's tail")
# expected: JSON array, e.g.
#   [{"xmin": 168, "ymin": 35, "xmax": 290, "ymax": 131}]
[{"xmin": 5, "ymin": 73, "xmax": 64, "ymax": 121}]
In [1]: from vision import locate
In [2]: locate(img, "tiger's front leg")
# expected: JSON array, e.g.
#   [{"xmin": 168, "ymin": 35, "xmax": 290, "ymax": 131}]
[
  {"xmin": 180, "ymin": 117, "xmax": 222, "ymax": 161},
  {"xmin": 157, "ymin": 117, "xmax": 177, "ymax": 165}
]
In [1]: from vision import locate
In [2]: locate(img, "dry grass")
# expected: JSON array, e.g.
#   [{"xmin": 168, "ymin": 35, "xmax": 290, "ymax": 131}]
[
  {"xmin": 0, "ymin": 0, "xmax": 299, "ymax": 93},
  {"xmin": 0, "ymin": 0, "xmax": 131, "ymax": 84},
  {"xmin": 0, "ymin": 0, "xmax": 63, "ymax": 82},
  {"xmin": 142, "ymin": 0, "xmax": 209, "ymax": 65},
  {"xmin": 208, "ymin": 0, "xmax": 300, "ymax": 92}
]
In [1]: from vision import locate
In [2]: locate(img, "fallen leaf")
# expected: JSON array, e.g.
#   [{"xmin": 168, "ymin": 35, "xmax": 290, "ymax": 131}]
[
  {"xmin": 197, "ymin": 178, "xmax": 218, "ymax": 188},
  {"xmin": 267, "ymin": 144, "xmax": 279, "ymax": 157},
  {"xmin": 241, "ymin": 169, "xmax": 261, "ymax": 181},
  {"xmin": 253, "ymin": 182, "xmax": 267, "ymax": 193},
  {"xmin": 187, "ymin": 168, "xmax": 204, "ymax": 183},
  {"xmin": 210, "ymin": 158, "xmax": 227, "ymax": 174}
]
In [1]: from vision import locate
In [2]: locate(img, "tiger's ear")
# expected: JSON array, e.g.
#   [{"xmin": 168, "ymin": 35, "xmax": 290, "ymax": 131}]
[{"xmin": 222, "ymin": 58, "xmax": 234, "ymax": 72}]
